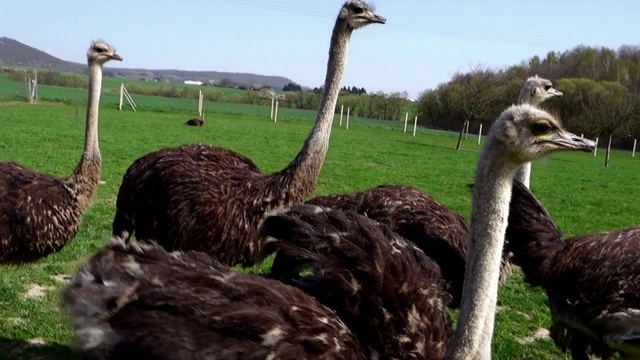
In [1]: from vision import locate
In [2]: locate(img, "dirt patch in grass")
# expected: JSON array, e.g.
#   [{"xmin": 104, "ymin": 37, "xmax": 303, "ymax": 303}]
[
  {"xmin": 22, "ymin": 284, "xmax": 54, "ymax": 300},
  {"xmin": 6, "ymin": 317, "xmax": 25, "ymax": 326},
  {"xmin": 517, "ymin": 328, "xmax": 550, "ymax": 344}
]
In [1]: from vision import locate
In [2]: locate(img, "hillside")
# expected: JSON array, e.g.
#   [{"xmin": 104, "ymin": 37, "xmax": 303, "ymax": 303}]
[{"xmin": 0, "ymin": 37, "xmax": 295, "ymax": 89}]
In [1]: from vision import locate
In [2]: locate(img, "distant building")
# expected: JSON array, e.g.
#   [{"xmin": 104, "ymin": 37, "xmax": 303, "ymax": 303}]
[{"xmin": 184, "ymin": 80, "xmax": 203, "ymax": 86}]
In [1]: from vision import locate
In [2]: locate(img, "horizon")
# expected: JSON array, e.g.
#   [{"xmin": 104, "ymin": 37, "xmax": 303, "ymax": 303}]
[{"xmin": 2, "ymin": 1, "xmax": 639, "ymax": 98}]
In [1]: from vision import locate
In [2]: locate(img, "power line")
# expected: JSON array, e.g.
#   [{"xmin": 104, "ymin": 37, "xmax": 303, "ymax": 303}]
[
  {"xmin": 223, "ymin": 0, "xmax": 334, "ymax": 18},
  {"xmin": 221, "ymin": 0, "xmax": 571, "ymax": 49}
]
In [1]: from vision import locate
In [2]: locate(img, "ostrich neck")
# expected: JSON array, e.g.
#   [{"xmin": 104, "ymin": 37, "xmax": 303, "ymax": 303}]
[
  {"xmin": 445, "ymin": 141, "xmax": 517, "ymax": 359},
  {"xmin": 273, "ymin": 23, "xmax": 352, "ymax": 200},
  {"xmin": 514, "ymin": 163, "xmax": 531, "ymax": 188},
  {"xmin": 514, "ymin": 94, "xmax": 533, "ymax": 188},
  {"xmin": 67, "ymin": 61, "xmax": 102, "ymax": 208}
]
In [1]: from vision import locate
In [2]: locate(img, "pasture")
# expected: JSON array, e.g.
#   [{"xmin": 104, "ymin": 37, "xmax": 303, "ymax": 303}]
[{"xmin": 0, "ymin": 90, "xmax": 638, "ymax": 359}]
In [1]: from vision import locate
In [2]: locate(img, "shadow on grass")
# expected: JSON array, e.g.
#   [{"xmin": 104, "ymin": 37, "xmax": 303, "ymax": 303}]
[{"xmin": 0, "ymin": 337, "xmax": 79, "ymax": 360}]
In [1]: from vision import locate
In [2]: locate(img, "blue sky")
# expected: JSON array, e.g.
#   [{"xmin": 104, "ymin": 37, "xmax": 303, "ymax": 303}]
[{"xmin": 3, "ymin": 1, "xmax": 639, "ymax": 98}]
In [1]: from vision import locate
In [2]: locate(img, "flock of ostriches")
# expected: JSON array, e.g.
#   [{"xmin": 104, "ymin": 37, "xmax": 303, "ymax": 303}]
[{"xmin": 0, "ymin": 2, "xmax": 638, "ymax": 360}]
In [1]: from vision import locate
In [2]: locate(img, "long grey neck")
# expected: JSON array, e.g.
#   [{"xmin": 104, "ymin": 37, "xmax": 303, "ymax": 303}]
[
  {"xmin": 67, "ymin": 61, "xmax": 102, "ymax": 204},
  {"xmin": 513, "ymin": 163, "xmax": 531, "ymax": 188},
  {"xmin": 445, "ymin": 140, "xmax": 517, "ymax": 359},
  {"xmin": 515, "ymin": 93, "xmax": 533, "ymax": 188},
  {"xmin": 276, "ymin": 22, "xmax": 352, "ymax": 196},
  {"xmin": 84, "ymin": 61, "xmax": 102, "ymax": 161}
]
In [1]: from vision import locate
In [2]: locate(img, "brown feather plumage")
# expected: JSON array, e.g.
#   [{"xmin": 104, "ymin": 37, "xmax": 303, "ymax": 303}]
[
  {"xmin": 184, "ymin": 118, "xmax": 204, "ymax": 126},
  {"xmin": 506, "ymin": 180, "xmax": 640, "ymax": 359},
  {"xmin": 61, "ymin": 238, "xmax": 365, "ymax": 360},
  {"xmin": 0, "ymin": 41, "xmax": 121, "ymax": 264},
  {"xmin": 259, "ymin": 204, "xmax": 453, "ymax": 359},
  {"xmin": 298, "ymin": 185, "xmax": 468, "ymax": 307},
  {"xmin": 291, "ymin": 185, "xmax": 516, "ymax": 308},
  {"xmin": 111, "ymin": 2, "xmax": 386, "ymax": 266}
]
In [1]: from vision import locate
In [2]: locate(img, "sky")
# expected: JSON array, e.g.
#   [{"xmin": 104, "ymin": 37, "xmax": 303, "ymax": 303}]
[{"xmin": 3, "ymin": 1, "xmax": 640, "ymax": 99}]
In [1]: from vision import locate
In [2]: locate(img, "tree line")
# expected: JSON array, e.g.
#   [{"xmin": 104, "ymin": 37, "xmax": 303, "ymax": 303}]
[
  {"xmin": 4, "ymin": 44, "xmax": 638, "ymax": 153},
  {"xmin": 416, "ymin": 45, "xmax": 640, "ymax": 154}
]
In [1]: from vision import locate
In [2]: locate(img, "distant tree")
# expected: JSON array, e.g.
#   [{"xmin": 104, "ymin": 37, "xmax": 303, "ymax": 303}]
[
  {"xmin": 449, "ymin": 65, "xmax": 505, "ymax": 150},
  {"xmin": 581, "ymin": 82, "xmax": 640, "ymax": 166},
  {"xmin": 218, "ymin": 78, "xmax": 233, "ymax": 88},
  {"xmin": 283, "ymin": 82, "xmax": 301, "ymax": 92}
]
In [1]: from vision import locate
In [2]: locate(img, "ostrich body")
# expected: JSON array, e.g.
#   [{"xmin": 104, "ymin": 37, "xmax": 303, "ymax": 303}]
[
  {"xmin": 506, "ymin": 180, "xmax": 640, "ymax": 359},
  {"xmin": 184, "ymin": 117, "xmax": 205, "ymax": 126},
  {"xmin": 0, "ymin": 41, "xmax": 121, "ymax": 264},
  {"xmin": 297, "ymin": 184, "xmax": 470, "ymax": 308},
  {"xmin": 61, "ymin": 104, "xmax": 595, "ymax": 359},
  {"xmin": 445, "ymin": 104, "xmax": 595, "ymax": 358},
  {"xmin": 513, "ymin": 75, "xmax": 563, "ymax": 188},
  {"xmin": 258, "ymin": 204, "xmax": 454, "ymax": 359},
  {"xmin": 278, "ymin": 77, "xmax": 563, "ymax": 307},
  {"xmin": 111, "ymin": 1, "xmax": 386, "ymax": 266},
  {"xmin": 62, "ymin": 238, "xmax": 365, "ymax": 360}
]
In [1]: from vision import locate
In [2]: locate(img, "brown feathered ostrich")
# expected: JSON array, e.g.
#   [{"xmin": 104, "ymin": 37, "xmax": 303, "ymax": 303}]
[
  {"xmin": 184, "ymin": 115, "xmax": 205, "ymax": 126},
  {"xmin": 514, "ymin": 75, "xmax": 563, "ymax": 188},
  {"xmin": 258, "ymin": 204, "xmax": 454, "ymax": 359},
  {"xmin": 272, "ymin": 77, "xmax": 563, "ymax": 308},
  {"xmin": 506, "ymin": 180, "xmax": 640, "ymax": 360},
  {"xmin": 61, "ymin": 104, "xmax": 595, "ymax": 359},
  {"xmin": 61, "ymin": 237, "xmax": 365, "ymax": 359},
  {"xmin": 111, "ymin": 0, "xmax": 386, "ymax": 266},
  {"xmin": 0, "ymin": 41, "xmax": 121, "ymax": 264},
  {"xmin": 298, "ymin": 185, "xmax": 471, "ymax": 308}
]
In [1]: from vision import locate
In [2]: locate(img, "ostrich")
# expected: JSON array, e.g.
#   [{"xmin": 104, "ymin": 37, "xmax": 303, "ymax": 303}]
[
  {"xmin": 298, "ymin": 184, "xmax": 472, "ymax": 308},
  {"xmin": 61, "ymin": 104, "xmax": 595, "ymax": 359},
  {"xmin": 184, "ymin": 114, "xmax": 205, "ymax": 126},
  {"xmin": 61, "ymin": 237, "xmax": 366, "ymax": 359},
  {"xmin": 444, "ymin": 104, "xmax": 595, "ymax": 358},
  {"xmin": 505, "ymin": 180, "xmax": 640, "ymax": 359},
  {"xmin": 514, "ymin": 75, "xmax": 563, "ymax": 188},
  {"xmin": 257, "ymin": 204, "xmax": 455, "ymax": 358},
  {"xmin": 0, "ymin": 41, "xmax": 121, "ymax": 264},
  {"xmin": 111, "ymin": 0, "xmax": 386, "ymax": 266},
  {"xmin": 184, "ymin": 118, "xmax": 204, "ymax": 126},
  {"xmin": 281, "ymin": 75, "xmax": 564, "ymax": 307}
]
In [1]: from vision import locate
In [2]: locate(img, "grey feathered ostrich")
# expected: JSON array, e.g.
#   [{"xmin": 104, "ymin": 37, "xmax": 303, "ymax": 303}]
[
  {"xmin": 0, "ymin": 41, "xmax": 121, "ymax": 264},
  {"xmin": 111, "ymin": 0, "xmax": 386, "ymax": 266},
  {"xmin": 506, "ymin": 180, "xmax": 640, "ymax": 360},
  {"xmin": 275, "ymin": 77, "xmax": 563, "ymax": 307},
  {"xmin": 445, "ymin": 104, "xmax": 595, "ymax": 358},
  {"xmin": 61, "ymin": 104, "xmax": 595, "ymax": 359},
  {"xmin": 514, "ymin": 75, "xmax": 563, "ymax": 188}
]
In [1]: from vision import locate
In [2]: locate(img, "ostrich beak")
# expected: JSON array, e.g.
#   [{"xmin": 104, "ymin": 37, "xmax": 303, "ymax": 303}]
[
  {"xmin": 111, "ymin": 54, "xmax": 123, "ymax": 61},
  {"xmin": 550, "ymin": 88, "xmax": 563, "ymax": 97},
  {"xmin": 545, "ymin": 130, "xmax": 596, "ymax": 152},
  {"xmin": 369, "ymin": 14, "xmax": 387, "ymax": 24}
]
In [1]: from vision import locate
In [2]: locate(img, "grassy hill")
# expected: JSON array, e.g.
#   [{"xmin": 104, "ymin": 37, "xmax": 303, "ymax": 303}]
[{"xmin": 0, "ymin": 37, "xmax": 295, "ymax": 89}]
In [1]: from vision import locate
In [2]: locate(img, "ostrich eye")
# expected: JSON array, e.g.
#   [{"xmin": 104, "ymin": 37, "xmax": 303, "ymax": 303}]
[
  {"xmin": 531, "ymin": 121, "xmax": 552, "ymax": 135},
  {"xmin": 353, "ymin": 6, "xmax": 364, "ymax": 14},
  {"xmin": 96, "ymin": 47, "xmax": 106, "ymax": 53},
  {"xmin": 544, "ymin": 85, "xmax": 552, "ymax": 91}
]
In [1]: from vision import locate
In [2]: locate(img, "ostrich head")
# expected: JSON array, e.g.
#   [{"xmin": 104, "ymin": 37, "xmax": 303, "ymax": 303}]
[
  {"xmin": 492, "ymin": 104, "xmax": 595, "ymax": 163},
  {"xmin": 518, "ymin": 75, "xmax": 563, "ymax": 105},
  {"xmin": 87, "ymin": 40, "xmax": 123, "ymax": 64},
  {"xmin": 339, "ymin": 1, "xmax": 386, "ymax": 29}
]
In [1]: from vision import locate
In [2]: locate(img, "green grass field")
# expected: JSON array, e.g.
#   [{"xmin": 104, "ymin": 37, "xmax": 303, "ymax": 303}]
[{"xmin": 0, "ymin": 95, "xmax": 638, "ymax": 359}]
